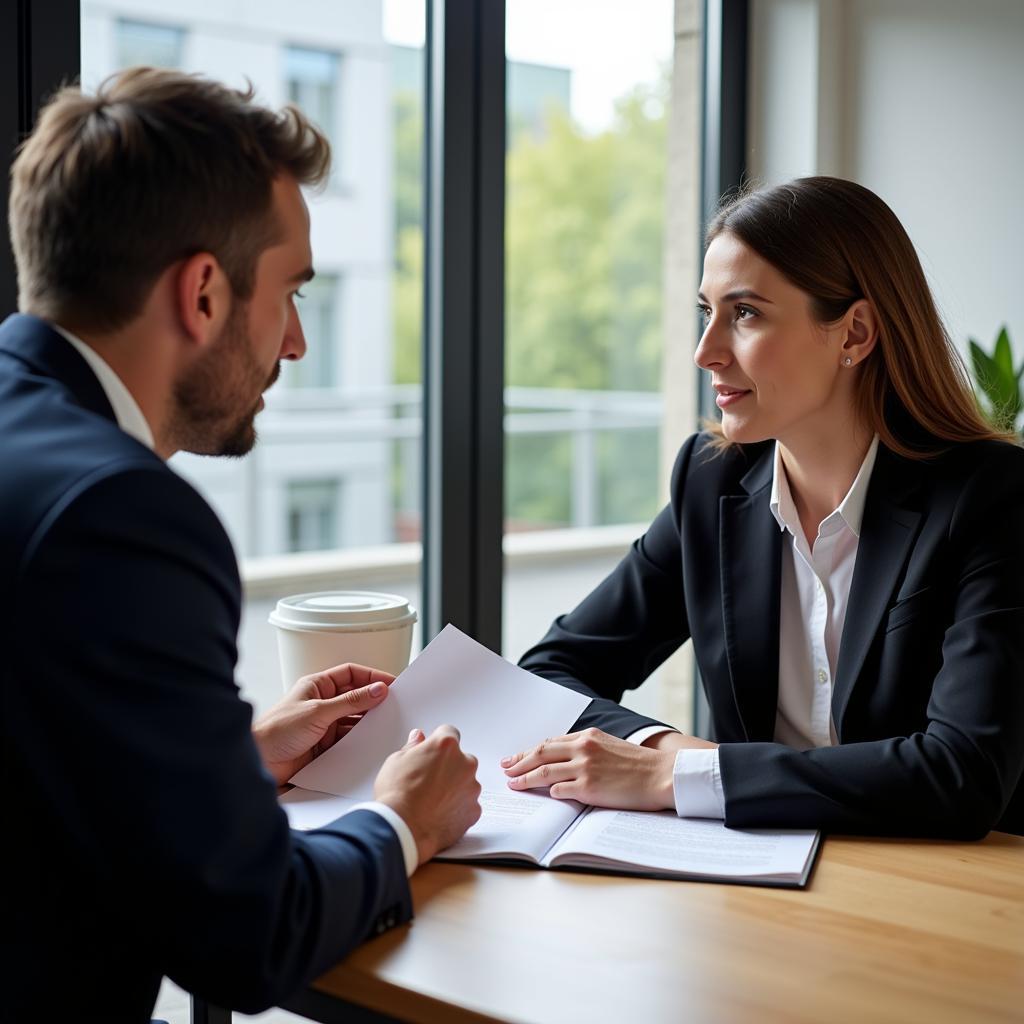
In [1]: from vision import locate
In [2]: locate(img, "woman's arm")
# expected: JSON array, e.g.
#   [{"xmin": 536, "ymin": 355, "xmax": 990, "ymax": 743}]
[
  {"xmin": 518, "ymin": 434, "xmax": 702, "ymax": 738},
  {"xmin": 719, "ymin": 443, "xmax": 1024, "ymax": 839}
]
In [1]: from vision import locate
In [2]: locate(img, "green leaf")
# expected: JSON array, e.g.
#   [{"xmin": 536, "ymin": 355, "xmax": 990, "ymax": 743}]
[
  {"xmin": 993, "ymin": 325, "xmax": 1013, "ymax": 378},
  {"xmin": 970, "ymin": 340, "xmax": 1001, "ymax": 401},
  {"xmin": 969, "ymin": 330, "xmax": 1023, "ymax": 433}
]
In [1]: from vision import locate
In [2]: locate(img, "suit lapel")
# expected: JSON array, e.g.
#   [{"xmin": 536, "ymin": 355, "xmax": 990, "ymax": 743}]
[
  {"xmin": 719, "ymin": 448, "xmax": 782, "ymax": 742},
  {"xmin": 0, "ymin": 313, "xmax": 116, "ymax": 424},
  {"xmin": 833, "ymin": 446, "xmax": 923, "ymax": 735}
]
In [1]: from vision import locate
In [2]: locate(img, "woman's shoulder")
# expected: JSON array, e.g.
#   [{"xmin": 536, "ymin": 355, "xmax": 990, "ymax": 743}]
[
  {"xmin": 881, "ymin": 438, "xmax": 1024, "ymax": 521},
  {"xmin": 912, "ymin": 437, "xmax": 1024, "ymax": 482},
  {"xmin": 670, "ymin": 432, "xmax": 774, "ymax": 495}
]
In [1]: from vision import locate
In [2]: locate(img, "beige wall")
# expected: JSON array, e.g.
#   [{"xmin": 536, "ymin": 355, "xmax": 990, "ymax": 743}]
[{"xmin": 748, "ymin": 0, "xmax": 1024, "ymax": 356}]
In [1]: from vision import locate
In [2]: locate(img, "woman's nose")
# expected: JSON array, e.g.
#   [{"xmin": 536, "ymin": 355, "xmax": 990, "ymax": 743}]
[{"xmin": 694, "ymin": 318, "xmax": 730, "ymax": 371}]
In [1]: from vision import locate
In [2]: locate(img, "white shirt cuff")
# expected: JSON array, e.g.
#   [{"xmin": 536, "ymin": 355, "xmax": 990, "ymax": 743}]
[
  {"xmin": 625, "ymin": 726, "xmax": 678, "ymax": 746},
  {"xmin": 348, "ymin": 801, "xmax": 418, "ymax": 877},
  {"xmin": 673, "ymin": 748, "xmax": 726, "ymax": 819}
]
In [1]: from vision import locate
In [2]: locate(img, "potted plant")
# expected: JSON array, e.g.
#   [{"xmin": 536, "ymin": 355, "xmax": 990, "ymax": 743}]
[{"xmin": 968, "ymin": 326, "xmax": 1023, "ymax": 438}]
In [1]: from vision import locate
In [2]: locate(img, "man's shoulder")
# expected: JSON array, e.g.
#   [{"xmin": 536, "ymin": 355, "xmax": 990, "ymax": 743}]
[
  {"xmin": 24, "ymin": 458, "xmax": 237, "ymax": 580},
  {"xmin": 0, "ymin": 390, "xmax": 235, "ymax": 585}
]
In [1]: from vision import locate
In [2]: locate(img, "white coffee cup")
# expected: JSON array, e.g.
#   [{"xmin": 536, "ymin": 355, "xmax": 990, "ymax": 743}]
[{"xmin": 269, "ymin": 590, "xmax": 417, "ymax": 690}]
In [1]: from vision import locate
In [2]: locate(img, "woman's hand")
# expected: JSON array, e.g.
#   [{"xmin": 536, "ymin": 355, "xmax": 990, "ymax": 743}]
[
  {"xmin": 253, "ymin": 664, "xmax": 396, "ymax": 787},
  {"xmin": 500, "ymin": 728, "xmax": 704, "ymax": 811}
]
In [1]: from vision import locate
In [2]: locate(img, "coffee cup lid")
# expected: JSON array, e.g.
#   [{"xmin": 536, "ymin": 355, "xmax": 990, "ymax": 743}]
[{"xmin": 269, "ymin": 591, "xmax": 417, "ymax": 633}]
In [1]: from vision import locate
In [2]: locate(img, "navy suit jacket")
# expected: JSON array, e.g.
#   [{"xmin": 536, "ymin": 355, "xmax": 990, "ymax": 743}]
[
  {"xmin": 520, "ymin": 431, "xmax": 1024, "ymax": 838},
  {"xmin": 1, "ymin": 314, "xmax": 412, "ymax": 1021}
]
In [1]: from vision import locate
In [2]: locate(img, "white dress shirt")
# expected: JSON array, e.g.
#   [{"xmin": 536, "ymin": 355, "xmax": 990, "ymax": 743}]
[
  {"xmin": 673, "ymin": 437, "xmax": 880, "ymax": 819},
  {"xmin": 54, "ymin": 324, "xmax": 156, "ymax": 450},
  {"xmin": 54, "ymin": 323, "xmax": 419, "ymax": 875}
]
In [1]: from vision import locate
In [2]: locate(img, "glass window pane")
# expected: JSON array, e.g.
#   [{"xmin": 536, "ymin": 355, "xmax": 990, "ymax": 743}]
[
  {"xmin": 503, "ymin": 1, "xmax": 693, "ymax": 727},
  {"xmin": 284, "ymin": 44, "xmax": 340, "ymax": 166},
  {"xmin": 115, "ymin": 19, "xmax": 184, "ymax": 69},
  {"xmin": 280, "ymin": 274, "xmax": 339, "ymax": 389},
  {"xmin": 287, "ymin": 479, "xmax": 340, "ymax": 552},
  {"xmin": 81, "ymin": 0, "xmax": 427, "ymax": 754}
]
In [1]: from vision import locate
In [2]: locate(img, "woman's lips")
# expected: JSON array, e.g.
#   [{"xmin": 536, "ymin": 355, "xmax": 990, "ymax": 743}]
[{"xmin": 715, "ymin": 387, "xmax": 751, "ymax": 409}]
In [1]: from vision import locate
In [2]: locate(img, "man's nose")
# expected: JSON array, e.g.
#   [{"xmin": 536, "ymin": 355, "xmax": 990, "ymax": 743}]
[{"xmin": 282, "ymin": 302, "xmax": 307, "ymax": 361}]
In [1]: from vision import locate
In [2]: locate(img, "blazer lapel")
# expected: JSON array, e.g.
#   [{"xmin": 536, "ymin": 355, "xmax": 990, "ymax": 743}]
[
  {"xmin": 719, "ymin": 448, "xmax": 783, "ymax": 742},
  {"xmin": 0, "ymin": 313, "xmax": 116, "ymax": 424},
  {"xmin": 833, "ymin": 446, "xmax": 923, "ymax": 735}
]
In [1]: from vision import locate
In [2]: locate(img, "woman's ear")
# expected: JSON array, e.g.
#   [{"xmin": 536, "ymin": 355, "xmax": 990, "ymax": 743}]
[
  {"xmin": 840, "ymin": 298, "xmax": 879, "ymax": 368},
  {"xmin": 175, "ymin": 252, "xmax": 230, "ymax": 347}
]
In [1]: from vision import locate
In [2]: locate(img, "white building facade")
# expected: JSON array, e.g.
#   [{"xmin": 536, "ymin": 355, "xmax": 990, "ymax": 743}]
[{"xmin": 83, "ymin": 0, "xmax": 399, "ymax": 557}]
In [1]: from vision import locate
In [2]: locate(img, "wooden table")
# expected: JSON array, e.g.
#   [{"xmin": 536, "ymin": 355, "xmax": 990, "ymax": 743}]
[{"xmin": 279, "ymin": 832, "xmax": 1024, "ymax": 1024}]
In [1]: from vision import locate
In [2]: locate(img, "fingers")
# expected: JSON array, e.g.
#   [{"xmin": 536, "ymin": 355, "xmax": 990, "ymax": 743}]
[
  {"xmin": 318, "ymin": 680, "xmax": 389, "ymax": 721},
  {"xmin": 502, "ymin": 738, "xmax": 576, "ymax": 777},
  {"xmin": 308, "ymin": 663, "xmax": 397, "ymax": 697},
  {"xmin": 501, "ymin": 733, "xmax": 583, "ymax": 769},
  {"xmin": 399, "ymin": 723, "xmax": 458, "ymax": 754},
  {"xmin": 506, "ymin": 760, "xmax": 579, "ymax": 791},
  {"xmin": 548, "ymin": 781, "xmax": 582, "ymax": 801},
  {"xmin": 428, "ymin": 724, "xmax": 462, "ymax": 746}
]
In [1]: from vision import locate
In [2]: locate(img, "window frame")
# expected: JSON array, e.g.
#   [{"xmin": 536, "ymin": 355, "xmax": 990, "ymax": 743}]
[{"xmin": 1, "ymin": 0, "xmax": 745, "ymax": 708}]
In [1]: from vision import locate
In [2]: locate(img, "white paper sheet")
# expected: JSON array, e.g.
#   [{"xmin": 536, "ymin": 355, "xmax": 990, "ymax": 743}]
[
  {"xmin": 437, "ymin": 787, "xmax": 585, "ymax": 863},
  {"xmin": 288, "ymin": 624, "xmax": 591, "ymax": 800},
  {"xmin": 279, "ymin": 788, "xmax": 359, "ymax": 830},
  {"xmin": 546, "ymin": 808, "xmax": 817, "ymax": 880}
]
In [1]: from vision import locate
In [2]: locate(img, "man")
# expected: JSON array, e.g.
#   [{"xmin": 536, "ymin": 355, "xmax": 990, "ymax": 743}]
[{"xmin": 1, "ymin": 68, "xmax": 481, "ymax": 1020}]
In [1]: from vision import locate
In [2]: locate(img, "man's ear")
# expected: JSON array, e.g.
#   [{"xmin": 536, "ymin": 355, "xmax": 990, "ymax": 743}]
[
  {"xmin": 840, "ymin": 298, "xmax": 879, "ymax": 368},
  {"xmin": 175, "ymin": 252, "xmax": 230, "ymax": 346}
]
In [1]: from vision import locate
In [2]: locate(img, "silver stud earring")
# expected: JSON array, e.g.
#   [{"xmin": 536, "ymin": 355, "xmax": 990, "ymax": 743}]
[{"xmin": 843, "ymin": 357, "xmax": 853, "ymax": 366}]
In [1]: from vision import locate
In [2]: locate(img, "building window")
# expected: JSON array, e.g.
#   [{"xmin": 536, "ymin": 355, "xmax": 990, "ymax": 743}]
[
  {"xmin": 115, "ymin": 19, "xmax": 185, "ymax": 69},
  {"xmin": 284, "ymin": 274, "xmax": 339, "ymax": 388},
  {"xmin": 285, "ymin": 45, "xmax": 340, "ymax": 152},
  {"xmin": 287, "ymin": 480, "xmax": 340, "ymax": 553}
]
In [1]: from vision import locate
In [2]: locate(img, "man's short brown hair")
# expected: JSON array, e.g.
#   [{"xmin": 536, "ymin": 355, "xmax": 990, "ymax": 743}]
[{"xmin": 8, "ymin": 66, "xmax": 331, "ymax": 332}]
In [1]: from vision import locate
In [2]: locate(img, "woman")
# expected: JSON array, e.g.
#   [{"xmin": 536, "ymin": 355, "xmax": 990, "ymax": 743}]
[{"xmin": 504, "ymin": 177, "xmax": 1023, "ymax": 838}]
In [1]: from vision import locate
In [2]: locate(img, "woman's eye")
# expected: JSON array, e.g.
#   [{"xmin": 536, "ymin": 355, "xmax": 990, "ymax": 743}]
[
  {"xmin": 735, "ymin": 304, "xmax": 758, "ymax": 321},
  {"xmin": 697, "ymin": 304, "xmax": 711, "ymax": 323},
  {"xmin": 293, "ymin": 290, "xmax": 306, "ymax": 301}
]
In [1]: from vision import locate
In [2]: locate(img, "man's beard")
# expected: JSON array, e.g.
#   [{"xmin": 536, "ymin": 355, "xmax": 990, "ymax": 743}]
[{"xmin": 170, "ymin": 303, "xmax": 279, "ymax": 458}]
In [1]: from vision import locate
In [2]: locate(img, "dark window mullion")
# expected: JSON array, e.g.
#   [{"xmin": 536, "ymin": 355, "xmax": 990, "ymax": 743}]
[
  {"xmin": 695, "ymin": 0, "xmax": 749, "ymax": 737},
  {"xmin": 422, "ymin": 0, "xmax": 505, "ymax": 650},
  {"xmin": 3, "ymin": 0, "xmax": 81, "ymax": 318}
]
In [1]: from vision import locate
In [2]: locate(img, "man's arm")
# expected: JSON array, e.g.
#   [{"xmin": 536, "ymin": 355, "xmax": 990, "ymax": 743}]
[{"xmin": 15, "ymin": 465, "xmax": 466, "ymax": 1011}]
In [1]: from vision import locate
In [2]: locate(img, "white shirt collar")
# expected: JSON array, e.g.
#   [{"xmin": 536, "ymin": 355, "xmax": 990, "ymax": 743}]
[
  {"xmin": 769, "ymin": 435, "xmax": 879, "ymax": 540},
  {"xmin": 51, "ymin": 323, "xmax": 156, "ymax": 453}
]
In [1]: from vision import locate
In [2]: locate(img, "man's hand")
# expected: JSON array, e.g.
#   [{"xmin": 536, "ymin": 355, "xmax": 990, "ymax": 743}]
[
  {"xmin": 374, "ymin": 725, "xmax": 482, "ymax": 865},
  {"xmin": 501, "ymin": 728, "xmax": 716, "ymax": 811},
  {"xmin": 253, "ymin": 664, "xmax": 396, "ymax": 787}
]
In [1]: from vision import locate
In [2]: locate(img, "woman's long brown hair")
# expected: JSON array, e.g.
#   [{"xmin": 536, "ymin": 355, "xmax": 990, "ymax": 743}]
[{"xmin": 703, "ymin": 177, "xmax": 1018, "ymax": 457}]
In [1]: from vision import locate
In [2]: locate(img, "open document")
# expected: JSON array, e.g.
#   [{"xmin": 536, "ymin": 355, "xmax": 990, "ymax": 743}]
[{"xmin": 283, "ymin": 625, "xmax": 821, "ymax": 888}]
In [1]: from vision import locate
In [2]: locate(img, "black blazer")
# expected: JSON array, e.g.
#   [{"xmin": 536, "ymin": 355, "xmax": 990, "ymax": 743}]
[
  {"xmin": 0, "ymin": 315, "xmax": 412, "ymax": 1021},
  {"xmin": 520, "ymin": 431, "xmax": 1024, "ymax": 838}
]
